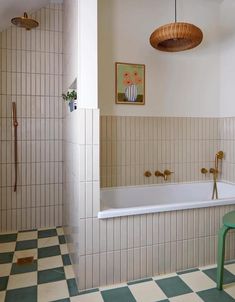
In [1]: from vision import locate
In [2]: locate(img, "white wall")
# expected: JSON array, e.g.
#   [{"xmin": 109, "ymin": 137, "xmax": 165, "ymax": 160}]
[
  {"xmin": 220, "ymin": 0, "xmax": 235, "ymax": 117},
  {"xmin": 98, "ymin": 0, "xmax": 221, "ymax": 117}
]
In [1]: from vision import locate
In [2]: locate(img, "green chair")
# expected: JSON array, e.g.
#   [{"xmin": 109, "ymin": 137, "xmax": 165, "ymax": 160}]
[{"xmin": 217, "ymin": 211, "xmax": 235, "ymax": 290}]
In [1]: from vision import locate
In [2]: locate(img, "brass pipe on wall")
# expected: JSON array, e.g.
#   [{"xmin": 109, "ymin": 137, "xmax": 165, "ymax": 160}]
[{"xmin": 12, "ymin": 102, "xmax": 18, "ymax": 192}]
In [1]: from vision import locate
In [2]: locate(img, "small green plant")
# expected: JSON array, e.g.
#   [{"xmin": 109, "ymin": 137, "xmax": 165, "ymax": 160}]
[{"xmin": 62, "ymin": 90, "xmax": 77, "ymax": 102}]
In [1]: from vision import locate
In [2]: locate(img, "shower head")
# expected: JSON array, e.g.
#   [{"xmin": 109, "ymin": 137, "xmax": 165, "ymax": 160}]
[{"xmin": 11, "ymin": 12, "xmax": 39, "ymax": 30}]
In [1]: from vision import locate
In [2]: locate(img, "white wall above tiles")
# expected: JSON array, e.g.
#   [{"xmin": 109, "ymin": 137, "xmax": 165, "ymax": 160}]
[
  {"xmin": 0, "ymin": 3, "xmax": 63, "ymax": 232},
  {"xmin": 98, "ymin": 0, "xmax": 221, "ymax": 117}
]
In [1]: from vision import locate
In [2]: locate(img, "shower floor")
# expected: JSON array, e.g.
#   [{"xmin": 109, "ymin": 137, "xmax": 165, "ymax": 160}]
[{"xmin": 1, "ymin": 228, "xmax": 235, "ymax": 302}]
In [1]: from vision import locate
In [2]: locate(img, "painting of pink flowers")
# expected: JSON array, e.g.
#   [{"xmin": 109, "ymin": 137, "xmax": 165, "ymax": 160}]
[{"xmin": 115, "ymin": 62, "xmax": 145, "ymax": 105}]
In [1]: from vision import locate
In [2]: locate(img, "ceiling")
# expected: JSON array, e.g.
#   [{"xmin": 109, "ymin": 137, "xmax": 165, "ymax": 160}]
[{"xmin": 0, "ymin": 0, "xmax": 51, "ymax": 31}]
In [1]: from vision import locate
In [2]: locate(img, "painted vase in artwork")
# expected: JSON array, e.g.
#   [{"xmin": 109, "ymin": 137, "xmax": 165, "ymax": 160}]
[{"xmin": 125, "ymin": 84, "xmax": 138, "ymax": 102}]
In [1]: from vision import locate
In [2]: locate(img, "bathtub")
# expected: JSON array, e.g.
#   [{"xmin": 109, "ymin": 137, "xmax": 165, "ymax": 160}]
[{"xmin": 98, "ymin": 181, "xmax": 235, "ymax": 219}]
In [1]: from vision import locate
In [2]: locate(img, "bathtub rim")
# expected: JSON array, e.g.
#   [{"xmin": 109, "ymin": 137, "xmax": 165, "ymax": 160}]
[{"xmin": 98, "ymin": 180, "xmax": 235, "ymax": 219}]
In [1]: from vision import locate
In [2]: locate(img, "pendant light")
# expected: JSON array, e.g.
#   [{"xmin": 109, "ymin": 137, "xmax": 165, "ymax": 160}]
[{"xmin": 149, "ymin": 0, "xmax": 203, "ymax": 52}]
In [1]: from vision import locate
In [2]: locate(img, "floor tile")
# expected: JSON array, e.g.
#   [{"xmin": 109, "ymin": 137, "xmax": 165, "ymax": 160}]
[
  {"xmin": 11, "ymin": 260, "xmax": 37, "ymax": 275},
  {"xmin": 64, "ymin": 265, "xmax": 75, "ymax": 279},
  {"xmin": 38, "ymin": 236, "xmax": 59, "ymax": 248},
  {"xmin": 154, "ymin": 273, "xmax": 177, "ymax": 280},
  {"xmin": 127, "ymin": 278, "xmax": 153, "ymax": 285},
  {"xmin": 129, "ymin": 280, "xmax": 167, "ymax": 302},
  {"xmin": 5, "ymin": 286, "xmax": 37, "ymax": 302},
  {"xmin": 38, "ymin": 280, "xmax": 69, "ymax": 302},
  {"xmin": 56, "ymin": 228, "xmax": 64, "ymax": 236},
  {"xmin": 197, "ymin": 287, "xmax": 235, "ymax": 302},
  {"xmin": 59, "ymin": 235, "xmax": 66, "ymax": 244},
  {"xmin": 13, "ymin": 249, "xmax": 37, "ymax": 262},
  {"xmin": 101, "ymin": 286, "xmax": 136, "ymax": 302},
  {"xmin": 0, "ymin": 263, "xmax": 11, "ymax": 277},
  {"xmin": 0, "ymin": 276, "xmax": 8, "ymax": 291},
  {"xmin": 169, "ymin": 292, "xmax": 203, "ymax": 302},
  {"xmin": 67, "ymin": 278, "xmax": 79, "ymax": 296},
  {"xmin": 224, "ymin": 283, "xmax": 235, "ymax": 299},
  {"xmin": 203, "ymin": 267, "xmax": 235, "ymax": 285},
  {"xmin": 17, "ymin": 231, "xmax": 37, "ymax": 241},
  {"xmin": 0, "ymin": 242, "xmax": 16, "ymax": 253},
  {"xmin": 0, "ymin": 252, "xmax": 14, "ymax": 264},
  {"xmin": 70, "ymin": 292, "xmax": 104, "ymax": 302},
  {"xmin": 38, "ymin": 255, "xmax": 63, "ymax": 271},
  {"xmin": 0, "ymin": 234, "xmax": 17, "ymax": 243},
  {"xmin": 62, "ymin": 254, "xmax": 71, "ymax": 266},
  {"xmin": 38, "ymin": 267, "xmax": 65, "ymax": 284},
  {"xmin": 15, "ymin": 239, "xmax": 37, "ymax": 251},
  {"xmin": 38, "ymin": 245, "xmax": 61, "ymax": 258},
  {"xmin": 51, "ymin": 299, "xmax": 70, "ymax": 302},
  {"xmin": 0, "ymin": 291, "xmax": 6, "ymax": 301},
  {"xmin": 60, "ymin": 244, "xmax": 69, "ymax": 255},
  {"xmin": 225, "ymin": 263, "xmax": 235, "ymax": 275},
  {"xmin": 156, "ymin": 276, "xmax": 192, "ymax": 298},
  {"xmin": 38, "ymin": 229, "xmax": 57, "ymax": 238},
  {"xmin": 7, "ymin": 271, "xmax": 37, "ymax": 290},
  {"xmin": 177, "ymin": 268, "xmax": 200, "ymax": 275},
  {"xmin": 179, "ymin": 271, "xmax": 215, "ymax": 292}
]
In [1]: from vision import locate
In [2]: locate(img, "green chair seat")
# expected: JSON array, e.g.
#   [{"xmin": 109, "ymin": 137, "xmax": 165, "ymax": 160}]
[
  {"xmin": 217, "ymin": 210, "xmax": 235, "ymax": 290},
  {"xmin": 223, "ymin": 211, "xmax": 235, "ymax": 228}
]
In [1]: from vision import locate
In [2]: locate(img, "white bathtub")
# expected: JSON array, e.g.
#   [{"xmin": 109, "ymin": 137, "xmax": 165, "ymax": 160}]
[{"xmin": 98, "ymin": 181, "xmax": 235, "ymax": 219}]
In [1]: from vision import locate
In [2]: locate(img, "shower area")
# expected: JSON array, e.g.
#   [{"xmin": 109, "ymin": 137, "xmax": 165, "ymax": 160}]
[
  {"xmin": 0, "ymin": 0, "xmax": 99, "ymax": 295},
  {"xmin": 0, "ymin": 4, "xmax": 63, "ymax": 231}
]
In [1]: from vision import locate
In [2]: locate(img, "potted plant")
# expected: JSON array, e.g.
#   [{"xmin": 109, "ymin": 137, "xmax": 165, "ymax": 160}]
[{"xmin": 62, "ymin": 90, "xmax": 77, "ymax": 112}]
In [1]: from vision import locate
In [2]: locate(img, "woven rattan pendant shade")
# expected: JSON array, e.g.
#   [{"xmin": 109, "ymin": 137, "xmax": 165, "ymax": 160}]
[
  {"xmin": 149, "ymin": 1, "xmax": 203, "ymax": 52},
  {"xmin": 150, "ymin": 22, "xmax": 203, "ymax": 52}
]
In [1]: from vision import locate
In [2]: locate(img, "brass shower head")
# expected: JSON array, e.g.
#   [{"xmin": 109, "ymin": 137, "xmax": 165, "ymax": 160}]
[
  {"xmin": 11, "ymin": 12, "xmax": 39, "ymax": 30},
  {"xmin": 216, "ymin": 151, "xmax": 224, "ymax": 160}
]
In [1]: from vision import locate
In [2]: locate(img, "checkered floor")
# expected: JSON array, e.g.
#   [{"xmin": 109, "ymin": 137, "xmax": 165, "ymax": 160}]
[{"xmin": 1, "ymin": 228, "xmax": 235, "ymax": 302}]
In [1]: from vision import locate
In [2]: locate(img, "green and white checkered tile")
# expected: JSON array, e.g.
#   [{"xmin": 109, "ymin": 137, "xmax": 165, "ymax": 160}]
[
  {"xmin": 1, "ymin": 228, "xmax": 235, "ymax": 301},
  {"xmin": 0, "ymin": 227, "xmax": 78, "ymax": 302}
]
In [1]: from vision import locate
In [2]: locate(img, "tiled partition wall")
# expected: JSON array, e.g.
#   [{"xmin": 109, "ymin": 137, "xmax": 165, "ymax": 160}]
[
  {"xmin": 100, "ymin": 116, "xmax": 220, "ymax": 187},
  {"xmin": 0, "ymin": 3, "xmax": 63, "ymax": 232},
  {"xmin": 219, "ymin": 117, "xmax": 235, "ymax": 182}
]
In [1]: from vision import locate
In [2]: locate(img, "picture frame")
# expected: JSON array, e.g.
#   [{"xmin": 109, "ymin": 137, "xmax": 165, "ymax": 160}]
[{"xmin": 115, "ymin": 62, "xmax": 145, "ymax": 105}]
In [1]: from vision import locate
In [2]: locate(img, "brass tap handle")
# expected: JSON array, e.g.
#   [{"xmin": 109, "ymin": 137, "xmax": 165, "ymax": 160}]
[
  {"xmin": 144, "ymin": 171, "xmax": 152, "ymax": 177},
  {"xmin": 209, "ymin": 168, "xmax": 219, "ymax": 174},
  {"xmin": 155, "ymin": 170, "xmax": 164, "ymax": 177},
  {"xmin": 201, "ymin": 168, "xmax": 208, "ymax": 174}
]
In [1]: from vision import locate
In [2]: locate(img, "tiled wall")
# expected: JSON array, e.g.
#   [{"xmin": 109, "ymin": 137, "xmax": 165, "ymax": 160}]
[
  {"xmin": 71, "ymin": 115, "xmax": 235, "ymax": 291},
  {"xmin": 100, "ymin": 116, "xmax": 220, "ymax": 188},
  {"xmin": 219, "ymin": 117, "xmax": 235, "ymax": 182},
  {"xmin": 0, "ymin": 3, "xmax": 63, "ymax": 232},
  {"xmin": 79, "ymin": 205, "xmax": 235, "ymax": 290}
]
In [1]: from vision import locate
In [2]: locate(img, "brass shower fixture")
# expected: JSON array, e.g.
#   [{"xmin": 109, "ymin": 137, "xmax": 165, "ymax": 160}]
[{"xmin": 11, "ymin": 12, "xmax": 39, "ymax": 30}]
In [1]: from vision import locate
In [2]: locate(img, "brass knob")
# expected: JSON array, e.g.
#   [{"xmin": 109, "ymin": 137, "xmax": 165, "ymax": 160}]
[
  {"xmin": 144, "ymin": 171, "xmax": 152, "ymax": 177},
  {"xmin": 155, "ymin": 171, "xmax": 163, "ymax": 177},
  {"xmin": 209, "ymin": 168, "xmax": 218, "ymax": 174},
  {"xmin": 201, "ymin": 168, "xmax": 208, "ymax": 174}
]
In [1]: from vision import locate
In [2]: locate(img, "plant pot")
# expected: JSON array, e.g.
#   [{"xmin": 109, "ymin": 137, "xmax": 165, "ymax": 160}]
[{"xmin": 68, "ymin": 101, "xmax": 74, "ymax": 112}]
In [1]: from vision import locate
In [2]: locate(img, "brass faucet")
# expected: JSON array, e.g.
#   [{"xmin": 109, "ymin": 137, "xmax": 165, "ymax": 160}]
[
  {"xmin": 210, "ymin": 151, "xmax": 224, "ymax": 200},
  {"xmin": 155, "ymin": 170, "xmax": 174, "ymax": 181}
]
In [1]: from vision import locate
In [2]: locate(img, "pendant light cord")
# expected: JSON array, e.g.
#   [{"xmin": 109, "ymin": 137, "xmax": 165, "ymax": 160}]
[{"xmin": 175, "ymin": 0, "xmax": 177, "ymax": 22}]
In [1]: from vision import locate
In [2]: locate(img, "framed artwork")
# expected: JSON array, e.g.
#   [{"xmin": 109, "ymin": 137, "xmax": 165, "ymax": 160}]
[{"xmin": 115, "ymin": 62, "xmax": 145, "ymax": 105}]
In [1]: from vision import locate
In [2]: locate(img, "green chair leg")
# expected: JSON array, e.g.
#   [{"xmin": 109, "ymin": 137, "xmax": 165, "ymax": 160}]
[{"xmin": 217, "ymin": 225, "xmax": 230, "ymax": 290}]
